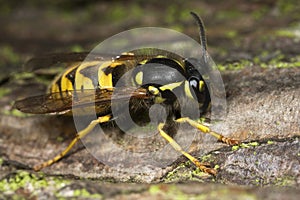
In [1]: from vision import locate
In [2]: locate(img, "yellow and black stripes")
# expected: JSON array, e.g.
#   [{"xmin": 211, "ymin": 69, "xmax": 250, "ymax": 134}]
[
  {"xmin": 46, "ymin": 48, "xmax": 211, "ymax": 117},
  {"xmin": 13, "ymin": 12, "xmax": 240, "ymax": 176}
]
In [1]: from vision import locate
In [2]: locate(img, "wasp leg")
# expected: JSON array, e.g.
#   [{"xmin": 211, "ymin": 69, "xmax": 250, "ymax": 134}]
[
  {"xmin": 175, "ymin": 117, "xmax": 240, "ymax": 145},
  {"xmin": 33, "ymin": 115, "xmax": 111, "ymax": 171},
  {"xmin": 157, "ymin": 123, "xmax": 217, "ymax": 175}
]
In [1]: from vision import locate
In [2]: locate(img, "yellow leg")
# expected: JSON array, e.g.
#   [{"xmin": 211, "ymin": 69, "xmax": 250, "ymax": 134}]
[
  {"xmin": 175, "ymin": 117, "xmax": 240, "ymax": 145},
  {"xmin": 157, "ymin": 123, "xmax": 217, "ymax": 175},
  {"xmin": 33, "ymin": 115, "xmax": 111, "ymax": 171}
]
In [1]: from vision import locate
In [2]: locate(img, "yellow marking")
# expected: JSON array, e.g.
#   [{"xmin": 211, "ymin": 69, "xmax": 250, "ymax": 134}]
[
  {"xmin": 135, "ymin": 71, "xmax": 143, "ymax": 85},
  {"xmin": 75, "ymin": 73, "xmax": 94, "ymax": 90},
  {"xmin": 74, "ymin": 61, "xmax": 102, "ymax": 90},
  {"xmin": 148, "ymin": 86, "xmax": 166, "ymax": 103},
  {"xmin": 121, "ymin": 52, "xmax": 134, "ymax": 56},
  {"xmin": 139, "ymin": 59, "xmax": 148, "ymax": 65},
  {"xmin": 110, "ymin": 61, "xmax": 123, "ymax": 68},
  {"xmin": 148, "ymin": 86, "xmax": 159, "ymax": 95},
  {"xmin": 33, "ymin": 115, "xmax": 111, "ymax": 171},
  {"xmin": 98, "ymin": 62, "xmax": 113, "ymax": 88},
  {"xmin": 157, "ymin": 123, "xmax": 216, "ymax": 175},
  {"xmin": 173, "ymin": 59, "xmax": 184, "ymax": 69},
  {"xmin": 60, "ymin": 66, "xmax": 78, "ymax": 92},
  {"xmin": 154, "ymin": 96, "xmax": 165, "ymax": 104},
  {"xmin": 156, "ymin": 55, "xmax": 167, "ymax": 58},
  {"xmin": 199, "ymin": 80, "xmax": 204, "ymax": 92},
  {"xmin": 50, "ymin": 83, "xmax": 60, "ymax": 96},
  {"xmin": 184, "ymin": 81, "xmax": 194, "ymax": 99},
  {"xmin": 159, "ymin": 81, "xmax": 182, "ymax": 91},
  {"xmin": 48, "ymin": 64, "xmax": 78, "ymax": 93}
]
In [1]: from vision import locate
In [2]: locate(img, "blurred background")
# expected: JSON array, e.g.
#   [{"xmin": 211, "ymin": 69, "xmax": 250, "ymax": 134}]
[{"xmin": 0, "ymin": 0, "xmax": 300, "ymax": 75}]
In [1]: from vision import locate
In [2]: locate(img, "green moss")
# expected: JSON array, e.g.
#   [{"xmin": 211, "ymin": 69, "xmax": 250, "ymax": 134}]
[
  {"xmin": 225, "ymin": 30, "xmax": 238, "ymax": 39},
  {"xmin": 164, "ymin": 162, "xmax": 192, "ymax": 182},
  {"xmin": 255, "ymin": 51, "xmax": 300, "ymax": 69},
  {"xmin": 232, "ymin": 145, "xmax": 239, "ymax": 151},
  {"xmin": 169, "ymin": 25, "xmax": 184, "ymax": 32},
  {"xmin": 239, "ymin": 142, "xmax": 258, "ymax": 148},
  {"xmin": 3, "ymin": 109, "xmax": 30, "ymax": 117},
  {"xmin": 1, "ymin": 171, "xmax": 43, "ymax": 192},
  {"xmin": 214, "ymin": 164, "xmax": 220, "ymax": 170},
  {"xmin": 130, "ymin": 4, "xmax": 143, "ymax": 19},
  {"xmin": 267, "ymin": 140, "xmax": 274, "ymax": 145},
  {"xmin": 104, "ymin": 3, "xmax": 145, "ymax": 24},
  {"xmin": 12, "ymin": 71, "xmax": 53, "ymax": 86},
  {"xmin": 249, "ymin": 142, "xmax": 259, "ymax": 147},
  {"xmin": 13, "ymin": 72, "xmax": 35, "ymax": 80},
  {"xmin": 165, "ymin": 5, "xmax": 178, "ymax": 24},
  {"xmin": 269, "ymin": 61, "xmax": 300, "ymax": 68},
  {"xmin": 277, "ymin": 0, "xmax": 300, "ymax": 14},
  {"xmin": 149, "ymin": 185, "xmax": 189, "ymax": 199},
  {"xmin": 201, "ymin": 154, "xmax": 212, "ymax": 162},
  {"xmin": 0, "ymin": 45, "xmax": 20, "ymax": 65},
  {"xmin": 193, "ymin": 189, "xmax": 257, "ymax": 200},
  {"xmin": 215, "ymin": 10, "xmax": 243, "ymax": 20},
  {"xmin": 56, "ymin": 136, "xmax": 64, "ymax": 142},
  {"xmin": 149, "ymin": 185, "xmax": 161, "ymax": 195},
  {"xmin": 275, "ymin": 29, "xmax": 299, "ymax": 38},
  {"xmin": 240, "ymin": 143, "xmax": 250, "ymax": 148},
  {"xmin": 0, "ymin": 170, "xmax": 70, "ymax": 198},
  {"xmin": 179, "ymin": 9, "xmax": 193, "ymax": 21},
  {"xmin": 0, "ymin": 88, "xmax": 10, "ymax": 98},
  {"xmin": 72, "ymin": 189, "xmax": 102, "ymax": 199},
  {"xmin": 252, "ymin": 6, "xmax": 268, "ymax": 20},
  {"xmin": 274, "ymin": 176, "xmax": 296, "ymax": 186},
  {"xmin": 109, "ymin": 5, "xmax": 127, "ymax": 21},
  {"xmin": 232, "ymin": 141, "xmax": 259, "ymax": 151},
  {"xmin": 218, "ymin": 60, "xmax": 252, "ymax": 71},
  {"xmin": 192, "ymin": 167, "xmax": 210, "ymax": 177},
  {"xmin": 248, "ymin": 50, "xmax": 300, "ymax": 69},
  {"xmin": 70, "ymin": 45, "xmax": 85, "ymax": 52},
  {"xmin": 164, "ymin": 155, "xmax": 217, "ymax": 183}
]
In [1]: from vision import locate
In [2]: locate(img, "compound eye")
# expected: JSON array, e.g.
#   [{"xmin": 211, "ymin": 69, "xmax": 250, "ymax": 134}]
[{"xmin": 189, "ymin": 78, "xmax": 199, "ymax": 90}]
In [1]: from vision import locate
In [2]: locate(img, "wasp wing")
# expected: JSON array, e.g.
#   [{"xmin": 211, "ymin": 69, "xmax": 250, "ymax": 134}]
[
  {"xmin": 14, "ymin": 87, "xmax": 150, "ymax": 115},
  {"xmin": 23, "ymin": 50, "xmax": 166, "ymax": 72},
  {"xmin": 24, "ymin": 52, "xmax": 116, "ymax": 72}
]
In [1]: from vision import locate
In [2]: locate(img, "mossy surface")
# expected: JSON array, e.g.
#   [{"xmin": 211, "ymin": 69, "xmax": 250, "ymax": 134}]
[{"xmin": 0, "ymin": 171, "xmax": 68, "ymax": 199}]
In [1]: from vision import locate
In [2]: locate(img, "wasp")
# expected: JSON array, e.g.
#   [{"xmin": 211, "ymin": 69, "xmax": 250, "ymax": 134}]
[{"xmin": 14, "ymin": 12, "xmax": 239, "ymax": 175}]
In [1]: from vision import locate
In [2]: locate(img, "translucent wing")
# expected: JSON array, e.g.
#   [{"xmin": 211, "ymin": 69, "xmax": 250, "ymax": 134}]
[
  {"xmin": 24, "ymin": 52, "xmax": 116, "ymax": 71},
  {"xmin": 23, "ymin": 50, "xmax": 174, "ymax": 71},
  {"xmin": 14, "ymin": 87, "xmax": 150, "ymax": 115}
]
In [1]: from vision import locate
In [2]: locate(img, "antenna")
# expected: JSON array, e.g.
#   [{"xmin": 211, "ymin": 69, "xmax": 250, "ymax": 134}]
[{"xmin": 190, "ymin": 12, "xmax": 208, "ymax": 63}]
